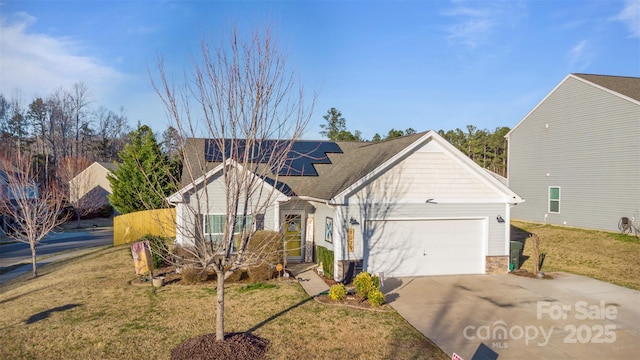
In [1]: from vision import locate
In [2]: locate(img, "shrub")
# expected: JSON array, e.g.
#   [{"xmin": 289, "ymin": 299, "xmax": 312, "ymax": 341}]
[
  {"xmin": 226, "ymin": 269, "xmax": 247, "ymax": 283},
  {"xmin": 316, "ymin": 246, "xmax": 334, "ymax": 278},
  {"xmin": 248, "ymin": 263, "xmax": 274, "ymax": 283},
  {"xmin": 354, "ymin": 271, "xmax": 376, "ymax": 299},
  {"xmin": 248, "ymin": 230, "xmax": 283, "ymax": 264},
  {"xmin": 371, "ymin": 274, "xmax": 380, "ymax": 289},
  {"xmin": 131, "ymin": 234, "xmax": 171, "ymax": 270},
  {"xmin": 368, "ymin": 289, "xmax": 385, "ymax": 307},
  {"xmin": 98, "ymin": 204, "xmax": 114, "ymax": 218},
  {"xmin": 329, "ymin": 283, "xmax": 347, "ymax": 301},
  {"xmin": 181, "ymin": 266, "xmax": 206, "ymax": 284},
  {"xmin": 138, "ymin": 234, "xmax": 171, "ymax": 269},
  {"xmin": 246, "ymin": 230, "xmax": 281, "ymax": 283},
  {"xmin": 171, "ymin": 244, "xmax": 202, "ymax": 268},
  {"xmin": 78, "ymin": 204, "xmax": 113, "ymax": 220}
]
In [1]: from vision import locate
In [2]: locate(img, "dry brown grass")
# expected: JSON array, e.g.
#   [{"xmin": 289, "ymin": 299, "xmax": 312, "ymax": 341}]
[
  {"xmin": 0, "ymin": 246, "xmax": 448, "ymax": 360},
  {"xmin": 512, "ymin": 220, "xmax": 640, "ymax": 290}
]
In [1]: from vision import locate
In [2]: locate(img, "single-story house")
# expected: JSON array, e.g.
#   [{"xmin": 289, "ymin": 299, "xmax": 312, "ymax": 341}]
[
  {"xmin": 506, "ymin": 73, "xmax": 640, "ymax": 232},
  {"xmin": 168, "ymin": 130, "xmax": 523, "ymax": 280},
  {"xmin": 69, "ymin": 161, "xmax": 118, "ymax": 208}
]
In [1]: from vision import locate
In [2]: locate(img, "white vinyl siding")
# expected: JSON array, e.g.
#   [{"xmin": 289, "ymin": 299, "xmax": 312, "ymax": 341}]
[
  {"xmin": 355, "ymin": 140, "xmax": 502, "ymax": 202},
  {"xmin": 508, "ymin": 76, "xmax": 640, "ymax": 231},
  {"xmin": 175, "ymin": 169, "xmax": 283, "ymax": 246},
  {"xmin": 307, "ymin": 201, "xmax": 336, "ymax": 251}
]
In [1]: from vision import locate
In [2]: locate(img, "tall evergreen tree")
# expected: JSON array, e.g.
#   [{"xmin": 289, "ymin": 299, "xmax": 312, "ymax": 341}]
[
  {"xmin": 319, "ymin": 108, "xmax": 346, "ymax": 140},
  {"xmin": 108, "ymin": 124, "xmax": 176, "ymax": 214},
  {"xmin": 319, "ymin": 108, "xmax": 364, "ymax": 141}
]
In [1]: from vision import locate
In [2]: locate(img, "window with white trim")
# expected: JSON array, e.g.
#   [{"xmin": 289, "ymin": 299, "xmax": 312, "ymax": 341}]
[
  {"xmin": 203, "ymin": 214, "xmax": 253, "ymax": 251},
  {"xmin": 548, "ymin": 187, "xmax": 560, "ymax": 213}
]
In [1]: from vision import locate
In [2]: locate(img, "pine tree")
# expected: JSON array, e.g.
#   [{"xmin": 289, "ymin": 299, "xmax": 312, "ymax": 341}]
[
  {"xmin": 108, "ymin": 124, "xmax": 176, "ymax": 214},
  {"xmin": 319, "ymin": 108, "xmax": 364, "ymax": 141}
]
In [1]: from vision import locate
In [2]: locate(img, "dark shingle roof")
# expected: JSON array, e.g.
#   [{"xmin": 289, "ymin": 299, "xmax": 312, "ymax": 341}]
[
  {"xmin": 180, "ymin": 132, "xmax": 426, "ymax": 200},
  {"xmin": 98, "ymin": 162, "xmax": 118, "ymax": 172},
  {"xmin": 573, "ymin": 73, "xmax": 640, "ymax": 102}
]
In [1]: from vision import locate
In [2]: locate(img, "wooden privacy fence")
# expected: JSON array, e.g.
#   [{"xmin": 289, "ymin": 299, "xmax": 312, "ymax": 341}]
[{"xmin": 113, "ymin": 208, "xmax": 176, "ymax": 246}]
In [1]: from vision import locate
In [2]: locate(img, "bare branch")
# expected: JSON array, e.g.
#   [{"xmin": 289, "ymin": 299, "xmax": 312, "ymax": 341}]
[
  {"xmin": 0, "ymin": 153, "xmax": 71, "ymax": 277},
  {"xmin": 151, "ymin": 26, "xmax": 314, "ymax": 341}
]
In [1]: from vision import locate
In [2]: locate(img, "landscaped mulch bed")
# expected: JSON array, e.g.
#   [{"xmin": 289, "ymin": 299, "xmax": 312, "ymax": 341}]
[
  {"xmin": 314, "ymin": 293, "xmax": 392, "ymax": 311},
  {"xmin": 313, "ymin": 268, "xmax": 340, "ymax": 286},
  {"xmin": 129, "ymin": 265, "xmax": 294, "ymax": 286},
  {"xmin": 310, "ymin": 270, "xmax": 391, "ymax": 310},
  {"xmin": 171, "ymin": 332, "xmax": 268, "ymax": 360}
]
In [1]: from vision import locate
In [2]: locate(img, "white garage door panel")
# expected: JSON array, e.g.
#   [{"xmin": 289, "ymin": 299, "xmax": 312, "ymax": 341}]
[{"xmin": 367, "ymin": 219, "xmax": 485, "ymax": 277}]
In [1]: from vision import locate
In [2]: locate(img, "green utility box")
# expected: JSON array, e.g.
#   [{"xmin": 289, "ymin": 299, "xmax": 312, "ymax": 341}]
[{"xmin": 510, "ymin": 241, "xmax": 523, "ymax": 270}]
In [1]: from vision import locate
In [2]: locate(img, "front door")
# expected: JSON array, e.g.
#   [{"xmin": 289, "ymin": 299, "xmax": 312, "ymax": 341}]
[{"xmin": 283, "ymin": 213, "xmax": 304, "ymax": 263}]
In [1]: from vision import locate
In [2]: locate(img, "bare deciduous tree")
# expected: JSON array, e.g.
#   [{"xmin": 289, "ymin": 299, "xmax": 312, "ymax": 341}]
[
  {"xmin": 153, "ymin": 26, "xmax": 314, "ymax": 341},
  {"xmin": 0, "ymin": 154, "xmax": 70, "ymax": 277},
  {"xmin": 70, "ymin": 82, "xmax": 91, "ymax": 160}
]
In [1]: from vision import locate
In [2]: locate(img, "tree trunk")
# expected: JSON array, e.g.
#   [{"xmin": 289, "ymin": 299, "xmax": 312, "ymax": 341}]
[
  {"xmin": 216, "ymin": 269, "xmax": 225, "ymax": 341},
  {"xmin": 76, "ymin": 209, "xmax": 82, "ymax": 228},
  {"xmin": 30, "ymin": 242, "xmax": 38, "ymax": 277}
]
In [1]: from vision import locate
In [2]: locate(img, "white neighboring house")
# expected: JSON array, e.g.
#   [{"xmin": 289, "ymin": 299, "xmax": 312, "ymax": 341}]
[
  {"xmin": 506, "ymin": 73, "xmax": 640, "ymax": 232},
  {"xmin": 168, "ymin": 130, "xmax": 523, "ymax": 280},
  {"xmin": 68, "ymin": 162, "xmax": 118, "ymax": 208}
]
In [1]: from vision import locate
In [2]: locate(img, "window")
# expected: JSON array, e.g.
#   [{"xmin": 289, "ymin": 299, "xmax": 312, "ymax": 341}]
[
  {"xmin": 203, "ymin": 214, "xmax": 253, "ymax": 251},
  {"xmin": 548, "ymin": 187, "xmax": 560, "ymax": 213}
]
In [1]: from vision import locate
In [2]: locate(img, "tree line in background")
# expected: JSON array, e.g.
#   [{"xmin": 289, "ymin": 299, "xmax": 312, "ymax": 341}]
[
  {"xmin": 0, "ymin": 83, "xmax": 182, "ymax": 278},
  {"xmin": 319, "ymin": 107, "xmax": 509, "ymax": 177},
  {"xmin": 0, "ymin": 83, "xmax": 131, "ymax": 183},
  {"xmin": 0, "ymin": 82, "xmax": 183, "ymax": 195}
]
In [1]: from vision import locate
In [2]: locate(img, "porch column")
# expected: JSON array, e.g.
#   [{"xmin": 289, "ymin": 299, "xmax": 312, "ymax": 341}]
[
  {"xmin": 174, "ymin": 201, "xmax": 184, "ymax": 245},
  {"xmin": 273, "ymin": 201, "xmax": 280, "ymax": 231}
]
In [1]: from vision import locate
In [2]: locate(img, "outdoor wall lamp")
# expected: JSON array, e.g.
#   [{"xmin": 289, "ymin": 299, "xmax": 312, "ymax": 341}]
[
  {"xmin": 349, "ymin": 217, "xmax": 359, "ymax": 225},
  {"xmin": 496, "ymin": 215, "xmax": 505, "ymax": 223}
]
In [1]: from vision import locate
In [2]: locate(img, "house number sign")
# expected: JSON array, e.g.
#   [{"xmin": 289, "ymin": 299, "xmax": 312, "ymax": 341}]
[{"xmin": 348, "ymin": 228, "xmax": 354, "ymax": 252}]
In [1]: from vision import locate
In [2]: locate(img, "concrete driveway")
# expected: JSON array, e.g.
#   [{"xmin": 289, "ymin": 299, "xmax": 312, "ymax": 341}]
[{"xmin": 382, "ymin": 273, "xmax": 640, "ymax": 360}]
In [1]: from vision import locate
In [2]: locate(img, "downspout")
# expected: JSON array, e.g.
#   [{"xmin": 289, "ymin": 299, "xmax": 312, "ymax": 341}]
[{"xmin": 333, "ymin": 205, "xmax": 344, "ymax": 282}]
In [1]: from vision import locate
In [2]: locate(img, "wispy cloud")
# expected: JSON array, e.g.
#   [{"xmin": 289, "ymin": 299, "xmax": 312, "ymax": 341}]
[
  {"xmin": 615, "ymin": 0, "xmax": 640, "ymax": 38},
  {"xmin": 567, "ymin": 39, "xmax": 592, "ymax": 70},
  {"xmin": 442, "ymin": 0, "xmax": 527, "ymax": 48},
  {"xmin": 0, "ymin": 12, "xmax": 125, "ymax": 100}
]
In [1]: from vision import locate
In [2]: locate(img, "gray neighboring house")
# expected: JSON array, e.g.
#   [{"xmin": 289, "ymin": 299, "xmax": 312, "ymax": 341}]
[
  {"xmin": 168, "ymin": 131, "xmax": 523, "ymax": 280},
  {"xmin": 506, "ymin": 73, "xmax": 640, "ymax": 232}
]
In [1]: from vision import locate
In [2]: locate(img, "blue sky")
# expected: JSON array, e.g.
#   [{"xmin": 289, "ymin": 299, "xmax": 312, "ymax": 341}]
[{"xmin": 1, "ymin": 0, "xmax": 638, "ymax": 140}]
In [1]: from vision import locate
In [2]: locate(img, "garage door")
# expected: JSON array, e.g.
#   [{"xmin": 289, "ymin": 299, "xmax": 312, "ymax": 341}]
[{"xmin": 367, "ymin": 218, "xmax": 485, "ymax": 277}]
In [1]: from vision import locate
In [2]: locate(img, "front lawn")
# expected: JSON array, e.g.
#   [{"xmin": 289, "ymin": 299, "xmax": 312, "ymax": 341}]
[
  {"xmin": 512, "ymin": 220, "xmax": 640, "ymax": 290},
  {"xmin": 0, "ymin": 246, "xmax": 447, "ymax": 359}
]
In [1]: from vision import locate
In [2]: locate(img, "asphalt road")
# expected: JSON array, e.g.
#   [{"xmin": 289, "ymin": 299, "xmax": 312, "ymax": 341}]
[{"xmin": 0, "ymin": 229, "xmax": 113, "ymax": 268}]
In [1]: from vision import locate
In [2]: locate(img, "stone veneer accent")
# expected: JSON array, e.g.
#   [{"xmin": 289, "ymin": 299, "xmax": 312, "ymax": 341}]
[{"xmin": 485, "ymin": 256, "xmax": 509, "ymax": 274}]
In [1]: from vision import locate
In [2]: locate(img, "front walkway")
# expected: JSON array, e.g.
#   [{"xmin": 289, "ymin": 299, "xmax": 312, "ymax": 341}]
[
  {"xmin": 382, "ymin": 273, "xmax": 640, "ymax": 359},
  {"xmin": 290, "ymin": 263, "xmax": 330, "ymax": 297}
]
